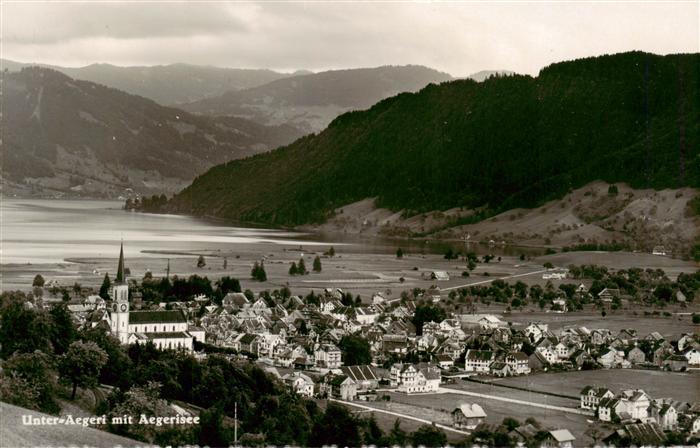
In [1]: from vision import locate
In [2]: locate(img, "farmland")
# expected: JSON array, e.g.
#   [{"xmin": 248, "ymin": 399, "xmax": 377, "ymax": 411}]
[{"xmin": 486, "ymin": 369, "xmax": 700, "ymax": 403}]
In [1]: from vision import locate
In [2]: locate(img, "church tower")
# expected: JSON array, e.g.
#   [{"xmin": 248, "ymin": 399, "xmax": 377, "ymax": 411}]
[{"xmin": 110, "ymin": 242, "xmax": 130, "ymax": 344}]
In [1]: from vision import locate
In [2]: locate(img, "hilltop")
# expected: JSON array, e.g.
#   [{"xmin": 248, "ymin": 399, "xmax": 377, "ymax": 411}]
[
  {"xmin": 164, "ymin": 52, "xmax": 699, "ymax": 244},
  {"xmin": 1, "ymin": 67, "xmax": 303, "ymax": 197},
  {"xmin": 2, "ymin": 58, "xmax": 294, "ymax": 105},
  {"xmin": 180, "ymin": 65, "xmax": 454, "ymax": 132}
]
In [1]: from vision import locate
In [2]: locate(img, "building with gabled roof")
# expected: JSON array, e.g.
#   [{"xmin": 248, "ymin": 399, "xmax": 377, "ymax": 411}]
[{"xmin": 452, "ymin": 403, "xmax": 486, "ymax": 429}]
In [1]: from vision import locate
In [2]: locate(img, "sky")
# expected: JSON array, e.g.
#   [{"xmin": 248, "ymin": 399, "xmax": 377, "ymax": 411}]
[{"xmin": 1, "ymin": 1, "xmax": 698, "ymax": 77}]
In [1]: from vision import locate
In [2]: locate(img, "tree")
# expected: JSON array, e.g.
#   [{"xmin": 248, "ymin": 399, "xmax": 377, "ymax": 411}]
[
  {"xmin": 396, "ymin": 248, "xmax": 404, "ymax": 258},
  {"xmin": 411, "ymin": 424, "xmax": 447, "ymax": 447},
  {"xmin": 99, "ymin": 273, "xmax": 111, "ymax": 299},
  {"xmin": 313, "ymin": 256, "xmax": 322, "ymax": 272},
  {"xmin": 50, "ymin": 304, "xmax": 77, "ymax": 355},
  {"xmin": 72, "ymin": 282, "xmax": 82, "ymax": 295},
  {"xmin": 412, "ymin": 304, "xmax": 447, "ymax": 335},
  {"xmin": 693, "ymin": 313, "xmax": 700, "ymax": 324},
  {"xmin": 32, "ymin": 274, "xmax": 45, "ymax": 287},
  {"xmin": 1, "ymin": 351, "xmax": 59, "ymax": 414},
  {"xmin": 215, "ymin": 276, "xmax": 241, "ymax": 297},
  {"xmin": 608, "ymin": 184, "xmax": 619, "ymax": 196},
  {"xmin": 58, "ymin": 341, "xmax": 108, "ymax": 400},
  {"xmin": 197, "ymin": 255, "xmax": 206, "ymax": 268},
  {"xmin": 289, "ymin": 262, "xmax": 298, "ymax": 276},
  {"xmin": 309, "ymin": 402, "xmax": 361, "ymax": 447},
  {"xmin": 388, "ymin": 419, "xmax": 407, "ymax": 446},
  {"xmin": 327, "ymin": 246, "xmax": 336, "ymax": 257},
  {"xmin": 298, "ymin": 258, "xmax": 308, "ymax": 275},
  {"xmin": 339, "ymin": 335, "xmax": 372, "ymax": 365},
  {"xmin": 223, "ymin": 257, "xmax": 228, "ymax": 269},
  {"xmin": 543, "ymin": 262, "xmax": 554, "ymax": 269},
  {"xmin": 251, "ymin": 261, "xmax": 267, "ymax": 282}
]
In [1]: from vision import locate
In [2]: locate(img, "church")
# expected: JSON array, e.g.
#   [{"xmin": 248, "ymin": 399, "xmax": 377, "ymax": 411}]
[{"xmin": 108, "ymin": 243, "xmax": 204, "ymax": 351}]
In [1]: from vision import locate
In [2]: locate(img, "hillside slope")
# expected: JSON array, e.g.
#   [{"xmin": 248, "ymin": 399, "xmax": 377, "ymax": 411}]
[
  {"xmin": 0, "ymin": 401, "xmax": 143, "ymax": 448},
  {"xmin": 2, "ymin": 59, "xmax": 294, "ymax": 105},
  {"xmin": 1, "ymin": 67, "xmax": 303, "ymax": 197},
  {"xmin": 165, "ymin": 52, "xmax": 699, "ymax": 232},
  {"xmin": 311, "ymin": 182, "xmax": 699, "ymax": 257},
  {"xmin": 180, "ymin": 65, "xmax": 454, "ymax": 132}
]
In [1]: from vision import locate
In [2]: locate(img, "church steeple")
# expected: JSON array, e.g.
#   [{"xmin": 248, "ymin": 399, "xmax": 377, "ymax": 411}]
[{"xmin": 115, "ymin": 241, "xmax": 125, "ymax": 284}]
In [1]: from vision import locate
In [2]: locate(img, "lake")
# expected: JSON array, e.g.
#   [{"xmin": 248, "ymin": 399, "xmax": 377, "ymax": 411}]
[{"xmin": 1, "ymin": 199, "xmax": 542, "ymax": 265}]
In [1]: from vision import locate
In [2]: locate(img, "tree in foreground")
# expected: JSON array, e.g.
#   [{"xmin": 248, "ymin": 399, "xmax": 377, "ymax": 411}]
[
  {"xmin": 289, "ymin": 262, "xmax": 298, "ymax": 276},
  {"xmin": 396, "ymin": 248, "xmax": 404, "ymax": 258},
  {"xmin": 313, "ymin": 256, "xmax": 322, "ymax": 272},
  {"xmin": 411, "ymin": 424, "xmax": 447, "ymax": 447},
  {"xmin": 58, "ymin": 340, "xmax": 108, "ymax": 399}
]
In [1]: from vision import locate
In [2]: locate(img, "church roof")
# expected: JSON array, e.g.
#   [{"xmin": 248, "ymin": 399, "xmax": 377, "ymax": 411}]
[
  {"xmin": 144, "ymin": 332, "xmax": 191, "ymax": 340},
  {"xmin": 129, "ymin": 310, "xmax": 186, "ymax": 324}
]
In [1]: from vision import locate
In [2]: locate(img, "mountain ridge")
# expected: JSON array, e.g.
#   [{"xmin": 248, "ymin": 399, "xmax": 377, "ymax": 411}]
[
  {"xmin": 162, "ymin": 52, "xmax": 700, "ymax": 234},
  {"xmin": 1, "ymin": 67, "xmax": 304, "ymax": 197}
]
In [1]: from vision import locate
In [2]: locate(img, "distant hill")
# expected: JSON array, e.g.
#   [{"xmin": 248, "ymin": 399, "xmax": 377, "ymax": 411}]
[
  {"xmin": 467, "ymin": 70, "xmax": 516, "ymax": 82},
  {"xmin": 1, "ymin": 59, "xmax": 294, "ymax": 105},
  {"xmin": 180, "ymin": 65, "xmax": 454, "ymax": 132},
  {"xmin": 1, "ymin": 67, "xmax": 303, "ymax": 197},
  {"xmin": 165, "ymin": 52, "xmax": 699, "ymax": 230}
]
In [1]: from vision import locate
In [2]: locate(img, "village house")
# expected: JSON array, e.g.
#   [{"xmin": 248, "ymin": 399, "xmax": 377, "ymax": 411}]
[
  {"xmin": 627, "ymin": 346, "xmax": 646, "ymax": 364},
  {"xmin": 321, "ymin": 374, "xmax": 357, "ymax": 401},
  {"xmin": 390, "ymin": 363, "xmax": 441, "ymax": 394},
  {"xmin": 315, "ymin": 343, "xmax": 342, "ymax": 369},
  {"xmin": 464, "ymin": 350, "xmax": 495, "ymax": 373},
  {"xmin": 540, "ymin": 429, "xmax": 576, "ymax": 448},
  {"xmin": 524, "ymin": 323, "xmax": 549, "ymax": 342},
  {"xmin": 282, "ymin": 372, "xmax": 315, "ymax": 398},
  {"xmin": 452, "ymin": 403, "xmax": 486, "ymax": 430},
  {"xmin": 340, "ymin": 365, "xmax": 380, "ymax": 392},
  {"xmin": 580, "ymin": 386, "xmax": 614, "ymax": 410},
  {"xmin": 505, "ymin": 352, "xmax": 531, "ymax": 375}
]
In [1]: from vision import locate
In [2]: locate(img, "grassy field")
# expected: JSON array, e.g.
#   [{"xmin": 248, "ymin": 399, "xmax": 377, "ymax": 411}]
[
  {"xmin": 488, "ymin": 369, "xmax": 700, "ymax": 403},
  {"xmin": 379, "ymin": 391, "xmax": 596, "ymax": 447}
]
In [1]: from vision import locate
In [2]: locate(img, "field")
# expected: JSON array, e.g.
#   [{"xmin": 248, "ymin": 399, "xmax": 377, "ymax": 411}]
[
  {"xmin": 488, "ymin": 369, "xmax": 700, "ymax": 403},
  {"xmin": 374, "ymin": 391, "xmax": 598, "ymax": 447}
]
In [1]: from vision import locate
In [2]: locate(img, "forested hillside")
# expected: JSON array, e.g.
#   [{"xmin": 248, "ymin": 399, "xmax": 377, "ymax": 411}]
[
  {"xmin": 166, "ymin": 52, "xmax": 699, "ymax": 226},
  {"xmin": 2, "ymin": 67, "xmax": 303, "ymax": 197}
]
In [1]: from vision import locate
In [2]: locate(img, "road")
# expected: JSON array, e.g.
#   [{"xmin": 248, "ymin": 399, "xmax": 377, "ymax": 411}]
[
  {"xmin": 441, "ymin": 268, "xmax": 551, "ymax": 292},
  {"xmin": 438, "ymin": 387, "xmax": 593, "ymax": 416},
  {"xmin": 328, "ymin": 398, "xmax": 470, "ymax": 436}
]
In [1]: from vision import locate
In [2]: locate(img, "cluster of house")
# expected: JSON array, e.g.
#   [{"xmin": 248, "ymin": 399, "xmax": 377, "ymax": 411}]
[{"xmin": 580, "ymin": 386, "xmax": 700, "ymax": 440}]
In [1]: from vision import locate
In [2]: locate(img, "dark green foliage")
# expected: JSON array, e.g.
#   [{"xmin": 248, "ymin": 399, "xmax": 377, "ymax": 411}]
[
  {"xmin": 251, "ymin": 261, "xmax": 267, "ymax": 281},
  {"xmin": 49, "ymin": 304, "xmax": 77, "ymax": 355},
  {"xmin": 289, "ymin": 262, "xmax": 298, "ymax": 276},
  {"xmin": 297, "ymin": 258, "xmax": 308, "ymax": 275},
  {"xmin": 168, "ymin": 52, "xmax": 700, "ymax": 226},
  {"xmin": 100, "ymin": 273, "xmax": 111, "ymax": 299},
  {"xmin": 309, "ymin": 402, "xmax": 361, "ymax": 447},
  {"xmin": 396, "ymin": 248, "xmax": 404, "ymax": 258},
  {"xmin": 197, "ymin": 255, "xmax": 206, "ymax": 268},
  {"xmin": 607, "ymin": 184, "xmax": 619, "ymax": 196},
  {"xmin": 1, "ymin": 351, "xmax": 60, "ymax": 414},
  {"xmin": 338, "ymin": 334, "xmax": 372, "ymax": 366},
  {"xmin": 313, "ymin": 255, "xmax": 322, "ymax": 272},
  {"xmin": 693, "ymin": 313, "xmax": 700, "ymax": 324},
  {"xmin": 58, "ymin": 340, "xmax": 108, "ymax": 399},
  {"xmin": 412, "ymin": 304, "xmax": 447, "ymax": 335},
  {"xmin": 32, "ymin": 274, "xmax": 45, "ymax": 287},
  {"xmin": 411, "ymin": 424, "xmax": 447, "ymax": 447}
]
